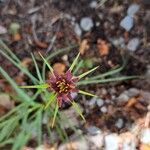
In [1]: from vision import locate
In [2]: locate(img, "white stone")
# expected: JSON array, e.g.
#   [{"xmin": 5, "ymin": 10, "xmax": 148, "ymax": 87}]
[
  {"xmin": 140, "ymin": 128, "xmax": 150, "ymax": 144},
  {"xmin": 87, "ymin": 126, "xmax": 101, "ymax": 135},
  {"xmin": 89, "ymin": 133, "xmax": 104, "ymax": 148},
  {"xmin": 127, "ymin": 4, "xmax": 140, "ymax": 17},
  {"xmin": 0, "ymin": 25, "xmax": 7, "ymax": 34},
  {"xmin": 100, "ymin": 106, "xmax": 107, "ymax": 113},
  {"xmin": 115, "ymin": 118, "xmax": 124, "ymax": 129},
  {"xmin": 105, "ymin": 134, "xmax": 121, "ymax": 150},
  {"xmin": 127, "ymin": 38, "xmax": 140, "ymax": 52},
  {"xmin": 74, "ymin": 23, "xmax": 82, "ymax": 36},
  {"xmin": 89, "ymin": 1, "xmax": 97, "ymax": 8},
  {"xmin": 120, "ymin": 16, "xmax": 134, "ymax": 31},
  {"xmin": 117, "ymin": 93, "xmax": 129, "ymax": 102},
  {"xmin": 89, "ymin": 97, "xmax": 97, "ymax": 108},
  {"xmin": 80, "ymin": 17, "xmax": 94, "ymax": 31},
  {"xmin": 96, "ymin": 98, "xmax": 104, "ymax": 107}
]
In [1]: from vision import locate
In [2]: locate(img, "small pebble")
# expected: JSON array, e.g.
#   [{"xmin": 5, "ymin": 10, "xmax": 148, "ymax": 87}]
[
  {"xmin": 87, "ymin": 126, "xmax": 101, "ymax": 135},
  {"xmin": 0, "ymin": 25, "xmax": 7, "ymax": 34},
  {"xmin": 115, "ymin": 118, "xmax": 124, "ymax": 129},
  {"xmin": 140, "ymin": 128, "xmax": 150, "ymax": 144},
  {"xmin": 100, "ymin": 106, "xmax": 107, "ymax": 113},
  {"xmin": 117, "ymin": 93, "xmax": 129, "ymax": 102},
  {"xmin": 70, "ymin": 92, "xmax": 78, "ymax": 99},
  {"xmin": 96, "ymin": 98, "xmax": 104, "ymax": 107},
  {"xmin": 120, "ymin": 16, "xmax": 134, "ymax": 31},
  {"xmin": 89, "ymin": 1, "xmax": 97, "ymax": 8},
  {"xmin": 80, "ymin": 17, "xmax": 94, "ymax": 31},
  {"xmin": 105, "ymin": 134, "xmax": 121, "ymax": 150},
  {"xmin": 127, "ymin": 38, "xmax": 140, "ymax": 52},
  {"xmin": 127, "ymin": 4, "xmax": 140, "ymax": 17},
  {"xmin": 89, "ymin": 97, "xmax": 97, "ymax": 108},
  {"xmin": 74, "ymin": 23, "xmax": 82, "ymax": 36}
]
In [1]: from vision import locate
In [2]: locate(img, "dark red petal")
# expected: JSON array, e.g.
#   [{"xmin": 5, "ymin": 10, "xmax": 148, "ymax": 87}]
[
  {"xmin": 57, "ymin": 95, "xmax": 63, "ymax": 107},
  {"xmin": 54, "ymin": 71, "xmax": 61, "ymax": 79},
  {"xmin": 65, "ymin": 70, "xmax": 73, "ymax": 81}
]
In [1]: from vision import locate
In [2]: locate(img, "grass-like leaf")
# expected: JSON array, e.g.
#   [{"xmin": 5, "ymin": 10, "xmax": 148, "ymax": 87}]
[
  {"xmin": 70, "ymin": 101, "xmax": 85, "ymax": 122},
  {"xmin": 78, "ymin": 66, "xmax": 99, "ymax": 79},
  {"xmin": 19, "ymin": 84, "xmax": 49, "ymax": 89},
  {"xmin": 31, "ymin": 53, "xmax": 43, "ymax": 83},
  {"xmin": 0, "ymin": 50, "xmax": 38, "ymax": 83},
  {"xmin": 79, "ymin": 90, "xmax": 97, "ymax": 97},
  {"xmin": 44, "ymin": 93, "xmax": 56, "ymax": 109},
  {"xmin": 38, "ymin": 52, "xmax": 54, "ymax": 74},
  {"xmin": 51, "ymin": 101, "xmax": 59, "ymax": 128},
  {"xmin": 73, "ymin": 60, "xmax": 84, "ymax": 75},
  {"xmin": 77, "ymin": 76, "xmax": 140, "ymax": 85},
  {"xmin": 69, "ymin": 52, "xmax": 80, "ymax": 71},
  {"xmin": 0, "ymin": 66, "xmax": 35, "ymax": 105}
]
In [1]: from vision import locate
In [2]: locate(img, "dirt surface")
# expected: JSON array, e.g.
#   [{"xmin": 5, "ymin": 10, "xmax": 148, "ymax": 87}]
[{"xmin": 0, "ymin": 0, "xmax": 150, "ymax": 149}]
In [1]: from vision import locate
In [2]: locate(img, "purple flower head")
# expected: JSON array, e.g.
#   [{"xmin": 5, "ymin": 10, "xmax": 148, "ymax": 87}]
[{"xmin": 47, "ymin": 70, "xmax": 78, "ymax": 107}]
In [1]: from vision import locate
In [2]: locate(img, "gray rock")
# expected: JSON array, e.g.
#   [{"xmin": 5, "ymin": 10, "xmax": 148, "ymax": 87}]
[
  {"xmin": 88, "ymin": 97, "xmax": 97, "ymax": 108},
  {"xmin": 87, "ymin": 126, "xmax": 101, "ymax": 135},
  {"xmin": 80, "ymin": 17, "xmax": 94, "ymax": 31},
  {"xmin": 96, "ymin": 98, "xmax": 104, "ymax": 107},
  {"xmin": 127, "ymin": 38, "xmax": 140, "ymax": 52},
  {"xmin": 100, "ymin": 106, "xmax": 107, "ymax": 113},
  {"xmin": 140, "ymin": 128, "xmax": 150, "ymax": 144},
  {"xmin": 74, "ymin": 23, "xmax": 82, "ymax": 36},
  {"xmin": 127, "ymin": 4, "xmax": 140, "ymax": 17},
  {"xmin": 117, "ymin": 93, "xmax": 129, "ymax": 102},
  {"xmin": 105, "ymin": 134, "xmax": 121, "ymax": 150},
  {"xmin": 115, "ymin": 118, "xmax": 124, "ymax": 129},
  {"xmin": 89, "ymin": 1, "xmax": 97, "ymax": 8},
  {"xmin": 0, "ymin": 25, "xmax": 7, "ymax": 34},
  {"xmin": 120, "ymin": 16, "xmax": 134, "ymax": 31}
]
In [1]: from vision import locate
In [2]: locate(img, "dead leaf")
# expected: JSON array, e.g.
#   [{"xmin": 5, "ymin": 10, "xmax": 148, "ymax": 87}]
[
  {"xmin": 97, "ymin": 39, "xmax": 109, "ymax": 56},
  {"xmin": 0, "ymin": 94, "xmax": 14, "ymax": 110},
  {"xmin": 125, "ymin": 97, "xmax": 138, "ymax": 108},
  {"xmin": 13, "ymin": 32, "xmax": 21, "ymax": 41},
  {"xmin": 140, "ymin": 144, "xmax": 150, "ymax": 150},
  {"xmin": 34, "ymin": 39, "xmax": 48, "ymax": 48},
  {"xmin": 79, "ymin": 39, "xmax": 89, "ymax": 55},
  {"xmin": 21, "ymin": 58, "xmax": 32, "ymax": 67},
  {"xmin": 52, "ymin": 63, "xmax": 66, "ymax": 75}
]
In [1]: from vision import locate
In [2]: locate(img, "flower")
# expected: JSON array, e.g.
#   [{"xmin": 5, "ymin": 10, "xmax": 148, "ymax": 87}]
[{"xmin": 47, "ymin": 70, "xmax": 78, "ymax": 107}]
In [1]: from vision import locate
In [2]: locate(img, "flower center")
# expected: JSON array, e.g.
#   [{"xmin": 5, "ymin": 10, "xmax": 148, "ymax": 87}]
[{"xmin": 56, "ymin": 79, "xmax": 70, "ymax": 93}]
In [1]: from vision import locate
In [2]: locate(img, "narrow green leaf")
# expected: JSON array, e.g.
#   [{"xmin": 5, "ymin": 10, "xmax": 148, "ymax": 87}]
[
  {"xmin": 51, "ymin": 101, "xmax": 59, "ymax": 128},
  {"xmin": 77, "ymin": 76, "xmax": 140, "ymax": 85},
  {"xmin": 44, "ymin": 93, "xmax": 56, "ymax": 109},
  {"xmin": 0, "ymin": 40, "xmax": 20, "ymax": 63},
  {"xmin": 73, "ymin": 60, "xmax": 84, "ymax": 75},
  {"xmin": 69, "ymin": 52, "xmax": 80, "ymax": 71},
  {"xmin": 0, "ymin": 66, "xmax": 35, "ymax": 105},
  {"xmin": 78, "ymin": 66, "xmax": 99, "ymax": 79},
  {"xmin": 70, "ymin": 101, "xmax": 85, "ymax": 122},
  {"xmin": 0, "ymin": 50, "xmax": 38, "ymax": 83},
  {"xmin": 31, "ymin": 53, "xmax": 43, "ymax": 83},
  {"xmin": 19, "ymin": 84, "xmax": 49, "ymax": 89},
  {"xmin": 79, "ymin": 90, "xmax": 97, "ymax": 97},
  {"xmin": 39, "ymin": 52, "xmax": 54, "ymax": 74}
]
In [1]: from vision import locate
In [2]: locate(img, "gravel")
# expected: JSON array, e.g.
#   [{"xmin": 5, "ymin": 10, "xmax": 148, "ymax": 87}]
[
  {"xmin": 87, "ymin": 126, "xmax": 102, "ymax": 135},
  {"xmin": 96, "ymin": 98, "xmax": 104, "ymax": 107},
  {"xmin": 74, "ymin": 23, "xmax": 82, "ymax": 36},
  {"xmin": 120, "ymin": 16, "xmax": 134, "ymax": 31},
  {"xmin": 140, "ymin": 128, "xmax": 150, "ymax": 144},
  {"xmin": 127, "ymin": 38, "xmax": 140, "ymax": 52},
  {"xmin": 80, "ymin": 17, "xmax": 94, "ymax": 31},
  {"xmin": 105, "ymin": 134, "xmax": 121, "ymax": 150},
  {"xmin": 127, "ymin": 3, "xmax": 140, "ymax": 17},
  {"xmin": 115, "ymin": 118, "xmax": 124, "ymax": 129},
  {"xmin": 100, "ymin": 106, "xmax": 107, "ymax": 113}
]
